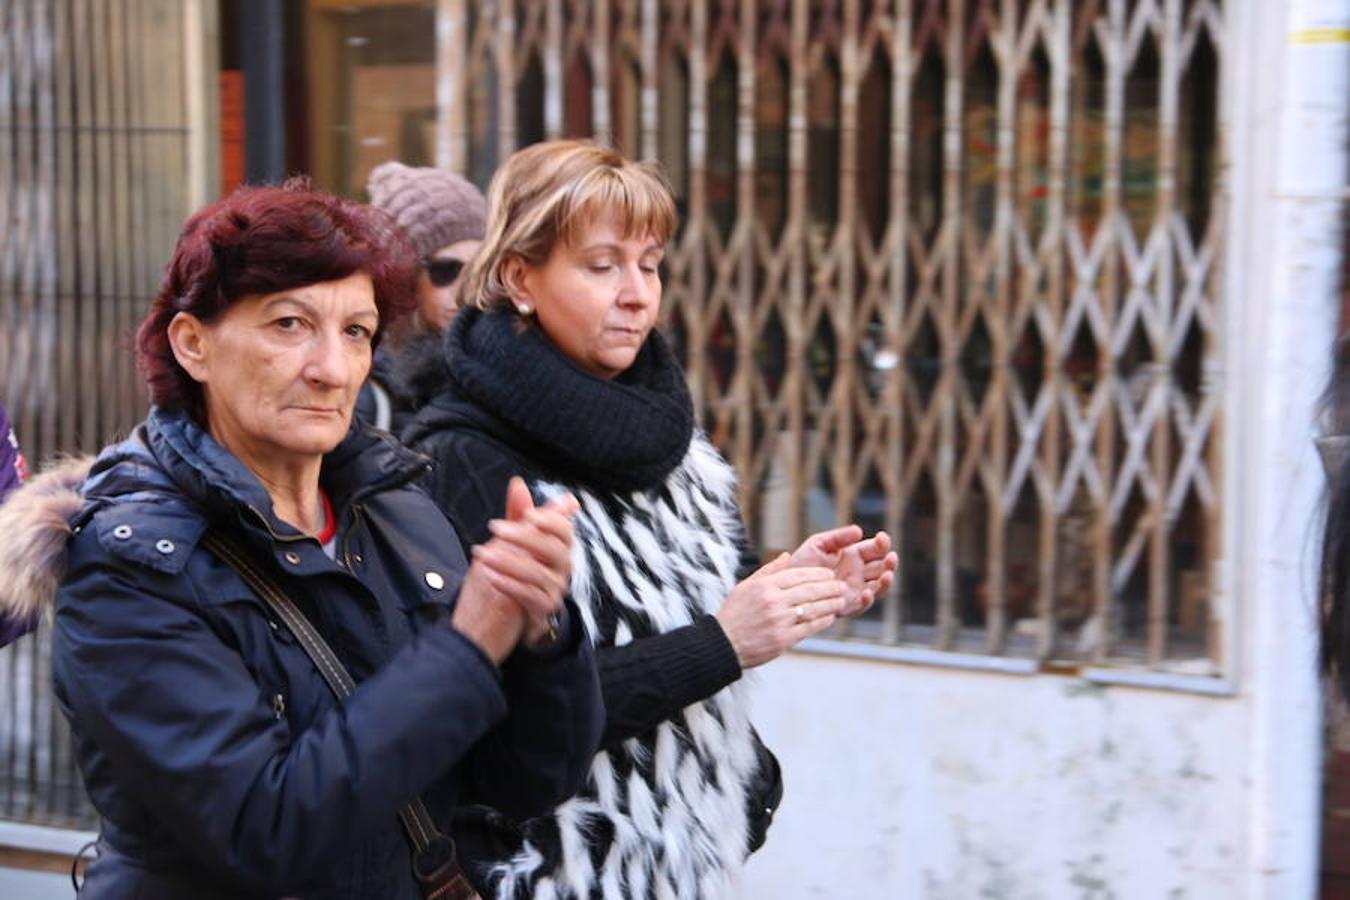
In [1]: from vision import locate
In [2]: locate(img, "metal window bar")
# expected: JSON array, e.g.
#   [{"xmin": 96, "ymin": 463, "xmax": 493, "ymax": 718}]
[
  {"xmin": 440, "ymin": 0, "xmax": 1226, "ymax": 676},
  {"xmin": 1, "ymin": 0, "xmax": 201, "ymax": 831}
]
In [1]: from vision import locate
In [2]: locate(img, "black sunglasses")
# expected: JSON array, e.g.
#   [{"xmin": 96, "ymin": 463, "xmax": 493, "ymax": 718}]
[{"xmin": 424, "ymin": 257, "xmax": 466, "ymax": 288}]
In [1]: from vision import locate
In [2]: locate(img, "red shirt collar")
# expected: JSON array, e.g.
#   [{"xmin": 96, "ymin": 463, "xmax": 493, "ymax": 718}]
[{"xmin": 315, "ymin": 489, "xmax": 337, "ymax": 545}]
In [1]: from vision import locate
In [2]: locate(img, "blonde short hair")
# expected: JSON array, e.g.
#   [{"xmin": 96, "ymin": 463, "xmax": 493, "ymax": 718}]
[{"xmin": 462, "ymin": 140, "xmax": 677, "ymax": 312}]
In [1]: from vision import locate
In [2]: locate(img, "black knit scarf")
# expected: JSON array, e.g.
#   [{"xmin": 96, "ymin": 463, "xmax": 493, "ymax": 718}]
[{"xmin": 444, "ymin": 307, "xmax": 694, "ymax": 493}]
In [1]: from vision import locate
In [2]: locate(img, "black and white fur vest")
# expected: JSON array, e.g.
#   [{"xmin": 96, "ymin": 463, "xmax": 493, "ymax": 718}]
[{"xmin": 489, "ymin": 433, "xmax": 758, "ymax": 900}]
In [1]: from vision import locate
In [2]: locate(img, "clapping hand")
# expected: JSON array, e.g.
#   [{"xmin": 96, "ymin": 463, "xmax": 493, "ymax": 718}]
[
  {"xmin": 456, "ymin": 478, "xmax": 579, "ymax": 661},
  {"xmin": 789, "ymin": 525, "xmax": 897, "ymax": 617},
  {"xmin": 715, "ymin": 555, "xmax": 847, "ymax": 669}
]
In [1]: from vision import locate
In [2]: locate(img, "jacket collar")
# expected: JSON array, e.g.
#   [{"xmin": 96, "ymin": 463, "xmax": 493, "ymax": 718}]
[
  {"xmin": 0, "ymin": 410, "xmax": 432, "ymax": 627},
  {"xmin": 86, "ymin": 408, "xmax": 431, "ymax": 538}
]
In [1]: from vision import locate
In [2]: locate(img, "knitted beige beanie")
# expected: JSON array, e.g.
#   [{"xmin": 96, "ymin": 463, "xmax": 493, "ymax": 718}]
[{"xmin": 366, "ymin": 161, "xmax": 487, "ymax": 258}]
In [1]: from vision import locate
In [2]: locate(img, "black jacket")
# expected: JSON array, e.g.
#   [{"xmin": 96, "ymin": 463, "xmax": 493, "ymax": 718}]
[
  {"xmin": 37, "ymin": 409, "xmax": 602, "ymax": 899},
  {"xmin": 355, "ymin": 335, "xmax": 449, "ymax": 436}
]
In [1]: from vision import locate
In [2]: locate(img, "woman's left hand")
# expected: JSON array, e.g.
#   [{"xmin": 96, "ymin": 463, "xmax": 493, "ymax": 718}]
[{"xmin": 789, "ymin": 525, "xmax": 897, "ymax": 617}]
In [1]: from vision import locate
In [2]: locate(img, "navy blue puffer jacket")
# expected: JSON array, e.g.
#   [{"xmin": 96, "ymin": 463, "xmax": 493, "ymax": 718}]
[{"xmin": 39, "ymin": 409, "xmax": 602, "ymax": 899}]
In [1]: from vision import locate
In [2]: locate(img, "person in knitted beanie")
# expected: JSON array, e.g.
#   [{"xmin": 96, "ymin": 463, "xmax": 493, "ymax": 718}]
[
  {"xmin": 358, "ymin": 162, "xmax": 487, "ymax": 432},
  {"xmin": 368, "ymin": 161, "xmax": 486, "ymax": 334}
]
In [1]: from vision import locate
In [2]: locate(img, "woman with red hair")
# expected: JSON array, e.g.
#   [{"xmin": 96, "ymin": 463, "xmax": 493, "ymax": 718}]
[{"xmin": 0, "ymin": 179, "xmax": 602, "ymax": 899}]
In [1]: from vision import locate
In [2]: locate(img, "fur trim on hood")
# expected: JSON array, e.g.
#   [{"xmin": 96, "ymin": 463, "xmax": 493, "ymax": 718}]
[{"xmin": 0, "ymin": 456, "xmax": 93, "ymax": 625}]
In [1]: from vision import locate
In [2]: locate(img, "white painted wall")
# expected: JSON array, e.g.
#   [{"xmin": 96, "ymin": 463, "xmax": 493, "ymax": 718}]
[
  {"xmin": 1234, "ymin": 0, "xmax": 1348, "ymax": 892},
  {"xmin": 741, "ymin": 0, "xmax": 1349, "ymax": 896},
  {"xmin": 742, "ymin": 657, "xmax": 1252, "ymax": 899}
]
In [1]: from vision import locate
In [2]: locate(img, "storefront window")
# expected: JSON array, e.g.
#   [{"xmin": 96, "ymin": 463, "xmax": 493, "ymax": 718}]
[{"xmin": 304, "ymin": 0, "xmax": 438, "ymax": 198}]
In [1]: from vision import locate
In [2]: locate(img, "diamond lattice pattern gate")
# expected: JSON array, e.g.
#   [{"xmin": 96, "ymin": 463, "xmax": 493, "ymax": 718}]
[{"xmin": 440, "ymin": 0, "xmax": 1226, "ymax": 675}]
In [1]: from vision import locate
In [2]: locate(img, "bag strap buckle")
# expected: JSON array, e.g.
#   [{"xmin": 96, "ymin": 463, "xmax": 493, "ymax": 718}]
[{"xmin": 415, "ymin": 834, "xmax": 480, "ymax": 900}]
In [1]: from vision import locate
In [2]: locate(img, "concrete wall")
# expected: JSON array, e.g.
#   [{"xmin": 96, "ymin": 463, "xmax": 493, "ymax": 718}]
[{"xmin": 742, "ymin": 657, "xmax": 1250, "ymax": 899}]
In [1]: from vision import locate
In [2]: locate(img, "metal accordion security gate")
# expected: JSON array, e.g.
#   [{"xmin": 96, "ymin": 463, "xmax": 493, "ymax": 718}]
[
  {"xmin": 436, "ymin": 0, "xmax": 1227, "ymax": 676},
  {"xmin": 1, "ymin": 0, "xmax": 209, "ymax": 831}
]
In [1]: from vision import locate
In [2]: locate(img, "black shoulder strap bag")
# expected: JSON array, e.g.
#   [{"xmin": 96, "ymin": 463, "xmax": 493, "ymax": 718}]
[{"xmin": 202, "ymin": 531, "xmax": 481, "ymax": 900}]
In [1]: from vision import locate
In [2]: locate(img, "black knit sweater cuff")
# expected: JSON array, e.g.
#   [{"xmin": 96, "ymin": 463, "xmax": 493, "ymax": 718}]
[
  {"xmin": 598, "ymin": 615, "xmax": 743, "ymax": 747},
  {"xmin": 661, "ymin": 615, "xmax": 743, "ymax": 704}
]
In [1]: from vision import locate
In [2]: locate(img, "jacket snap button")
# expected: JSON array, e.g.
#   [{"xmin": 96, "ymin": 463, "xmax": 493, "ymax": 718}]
[
  {"xmin": 112, "ymin": 524, "xmax": 133, "ymax": 539},
  {"xmin": 285, "ymin": 551, "xmax": 301, "ymax": 565},
  {"xmin": 155, "ymin": 539, "xmax": 175, "ymax": 554},
  {"xmin": 272, "ymin": 694, "xmax": 286, "ymax": 719},
  {"xmin": 424, "ymin": 571, "xmax": 445, "ymax": 590}
]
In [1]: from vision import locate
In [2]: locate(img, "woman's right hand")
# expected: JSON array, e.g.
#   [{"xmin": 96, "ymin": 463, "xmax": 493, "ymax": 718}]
[
  {"xmin": 715, "ymin": 555, "xmax": 846, "ymax": 669},
  {"xmin": 453, "ymin": 478, "xmax": 579, "ymax": 663}
]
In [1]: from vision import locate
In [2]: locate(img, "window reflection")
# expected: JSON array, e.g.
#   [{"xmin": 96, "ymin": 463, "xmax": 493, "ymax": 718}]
[{"xmin": 305, "ymin": 1, "xmax": 437, "ymax": 198}]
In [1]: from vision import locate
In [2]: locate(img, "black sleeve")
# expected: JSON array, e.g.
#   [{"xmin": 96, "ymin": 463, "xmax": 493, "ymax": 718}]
[
  {"xmin": 416, "ymin": 429, "xmax": 743, "ymax": 751},
  {"xmin": 417, "ymin": 430, "xmax": 522, "ymax": 550},
  {"xmin": 461, "ymin": 601, "xmax": 604, "ymax": 819},
  {"xmin": 596, "ymin": 615, "xmax": 742, "ymax": 750},
  {"xmin": 53, "ymin": 540, "xmax": 508, "ymax": 894},
  {"xmin": 415, "ymin": 433, "xmax": 605, "ymax": 814}
]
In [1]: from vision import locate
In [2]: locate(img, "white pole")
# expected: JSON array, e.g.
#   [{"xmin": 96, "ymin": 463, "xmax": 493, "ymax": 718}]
[
  {"xmin": 435, "ymin": 0, "xmax": 467, "ymax": 174},
  {"xmin": 1235, "ymin": 0, "xmax": 1349, "ymax": 896},
  {"xmin": 183, "ymin": 0, "xmax": 220, "ymax": 210}
]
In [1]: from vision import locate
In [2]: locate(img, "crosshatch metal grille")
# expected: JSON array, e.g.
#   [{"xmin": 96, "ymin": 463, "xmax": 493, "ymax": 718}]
[
  {"xmin": 441, "ymin": 0, "xmax": 1226, "ymax": 675},
  {"xmin": 0, "ymin": 0, "xmax": 200, "ymax": 830}
]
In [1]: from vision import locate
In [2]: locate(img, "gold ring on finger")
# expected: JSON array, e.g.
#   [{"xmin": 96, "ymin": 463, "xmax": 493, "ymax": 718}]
[{"xmin": 795, "ymin": 604, "xmax": 806, "ymax": 624}]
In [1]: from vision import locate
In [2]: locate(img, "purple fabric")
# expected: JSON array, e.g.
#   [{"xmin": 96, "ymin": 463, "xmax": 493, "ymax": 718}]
[
  {"xmin": 0, "ymin": 400, "xmax": 34, "ymax": 646},
  {"xmin": 0, "ymin": 614, "xmax": 32, "ymax": 646},
  {"xmin": 0, "ymin": 401, "xmax": 21, "ymax": 500}
]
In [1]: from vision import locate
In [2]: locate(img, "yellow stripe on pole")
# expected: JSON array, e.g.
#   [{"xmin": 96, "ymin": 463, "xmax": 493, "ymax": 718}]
[{"xmin": 1289, "ymin": 28, "xmax": 1350, "ymax": 44}]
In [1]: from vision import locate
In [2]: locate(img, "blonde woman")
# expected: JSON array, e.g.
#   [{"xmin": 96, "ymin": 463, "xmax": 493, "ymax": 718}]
[{"xmin": 403, "ymin": 140, "xmax": 896, "ymax": 899}]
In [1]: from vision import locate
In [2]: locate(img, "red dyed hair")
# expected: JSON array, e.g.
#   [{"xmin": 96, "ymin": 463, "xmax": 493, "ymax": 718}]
[{"xmin": 136, "ymin": 177, "xmax": 419, "ymax": 423}]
